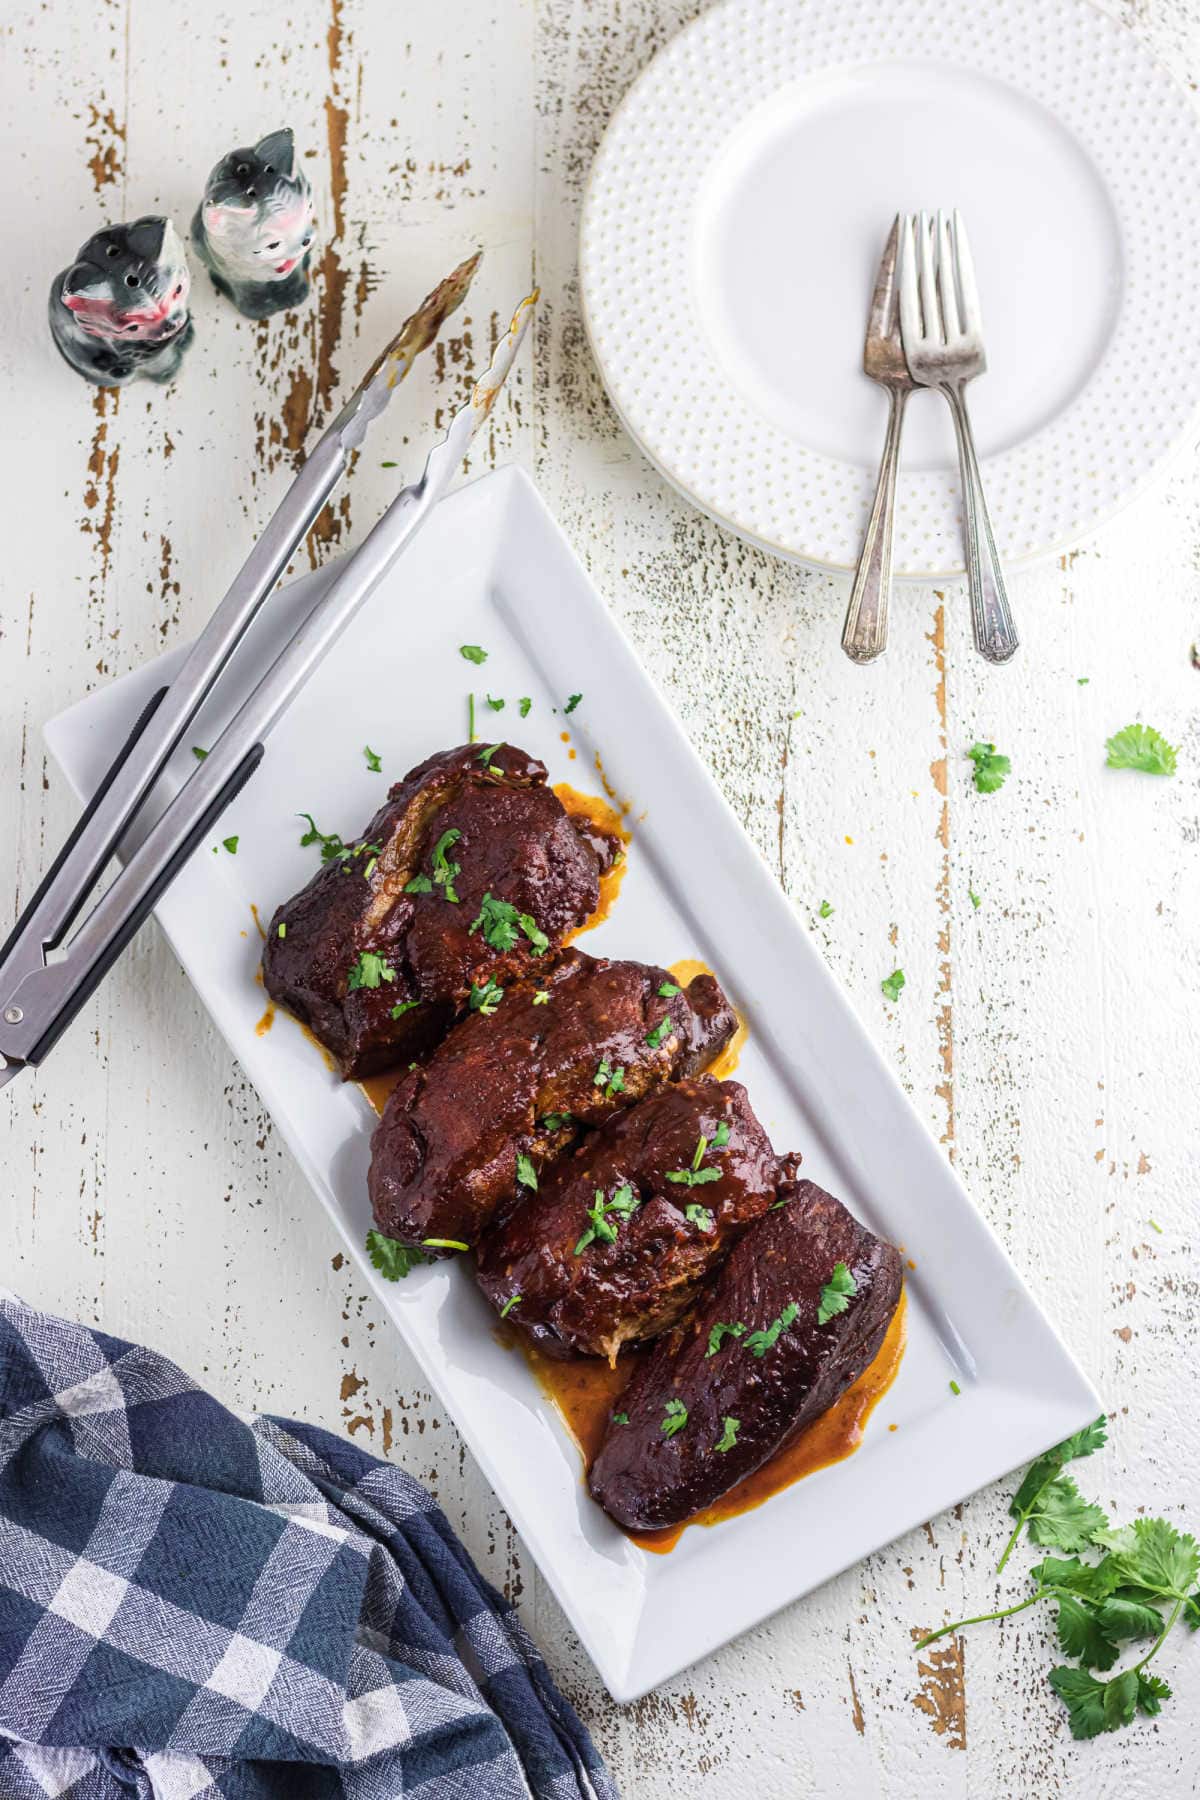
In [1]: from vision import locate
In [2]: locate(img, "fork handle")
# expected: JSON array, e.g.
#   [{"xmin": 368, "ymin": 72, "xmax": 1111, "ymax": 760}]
[
  {"xmin": 943, "ymin": 383, "xmax": 1019, "ymax": 664},
  {"xmin": 842, "ymin": 386, "xmax": 908, "ymax": 664}
]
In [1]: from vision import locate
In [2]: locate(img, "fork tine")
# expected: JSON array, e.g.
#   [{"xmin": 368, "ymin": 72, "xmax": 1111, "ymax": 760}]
[
  {"xmin": 937, "ymin": 210, "xmax": 962, "ymax": 340},
  {"xmin": 951, "ymin": 208, "xmax": 983, "ymax": 335},
  {"xmin": 866, "ymin": 214, "xmax": 901, "ymax": 346},
  {"xmin": 917, "ymin": 210, "xmax": 940, "ymax": 343},
  {"xmin": 898, "ymin": 213, "xmax": 922, "ymax": 351}
]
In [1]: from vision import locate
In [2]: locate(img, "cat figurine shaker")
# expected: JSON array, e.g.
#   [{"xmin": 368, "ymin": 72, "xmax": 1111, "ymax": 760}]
[
  {"xmin": 48, "ymin": 217, "xmax": 193, "ymax": 387},
  {"xmin": 191, "ymin": 127, "xmax": 316, "ymax": 319}
]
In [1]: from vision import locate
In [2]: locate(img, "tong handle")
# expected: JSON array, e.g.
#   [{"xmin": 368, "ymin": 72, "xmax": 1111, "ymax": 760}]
[{"xmin": 21, "ymin": 744, "xmax": 264, "ymax": 1071}]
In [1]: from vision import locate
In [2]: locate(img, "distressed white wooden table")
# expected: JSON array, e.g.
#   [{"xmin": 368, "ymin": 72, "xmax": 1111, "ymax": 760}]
[{"xmin": 3, "ymin": 1, "xmax": 1198, "ymax": 1792}]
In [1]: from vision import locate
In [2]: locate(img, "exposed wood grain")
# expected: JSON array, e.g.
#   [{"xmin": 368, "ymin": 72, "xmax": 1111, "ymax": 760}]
[{"xmin": 1, "ymin": 0, "xmax": 1198, "ymax": 1793}]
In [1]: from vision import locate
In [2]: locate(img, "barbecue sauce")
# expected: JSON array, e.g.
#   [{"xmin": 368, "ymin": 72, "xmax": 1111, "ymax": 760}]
[
  {"xmin": 553, "ymin": 783, "xmax": 629, "ymax": 937},
  {"xmin": 525, "ymin": 1287, "xmax": 906, "ymax": 1554},
  {"xmin": 668, "ymin": 957, "xmax": 747, "ymax": 1078}
]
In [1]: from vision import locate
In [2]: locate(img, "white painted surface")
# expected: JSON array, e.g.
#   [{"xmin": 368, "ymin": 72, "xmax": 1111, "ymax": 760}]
[{"xmin": 1, "ymin": 0, "xmax": 1197, "ymax": 1790}]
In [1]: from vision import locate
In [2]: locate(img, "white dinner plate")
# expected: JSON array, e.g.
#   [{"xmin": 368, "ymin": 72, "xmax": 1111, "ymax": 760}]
[
  {"xmin": 46, "ymin": 467, "xmax": 1099, "ymax": 1700},
  {"xmin": 579, "ymin": 0, "xmax": 1200, "ymax": 576}
]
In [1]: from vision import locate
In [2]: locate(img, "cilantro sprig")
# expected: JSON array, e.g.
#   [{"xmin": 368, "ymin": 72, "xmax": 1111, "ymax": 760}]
[
  {"xmin": 593, "ymin": 1058, "xmax": 625, "ymax": 1099},
  {"xmin": 705, "ymin": 1320, "xmax": 746, "ymax": 1358},
  {"xmin": 745, "ymin": 1301, "xmax": 799, "ymax": 1358},
  {"xmin": 574, "ymin": 1183, "xmax": 639, "ymax": 1255},
  {"xmin": 469, "ymin": 891, "xmax": 548, "ymax": 956},
  {"xmin": 967, "ymin": 740, "xmax": 1011, "ymax": 793},
  {"xmin": 1104, "ymin": 723, "xmax": 1177, "ymax": 776},
  {"xmin": 660, "ymin": 1398, "xmax": 687, "ymax": 1438},
  {"xmin": 366, "ymin": 1230, "xmax": 432, "ymax": 1280},
  {"xmin": 347, "ymin": 950, "xmax": 396, "ymax": 991},
  {"xmin": 665, "ymin": 1133, "xmax": 722, "ymax": 1188},
  {"xmin": 915, "ymin": 1417, "xmax": 1200, "ymax": 1740},
  {"xmin": 817, "ymin": 1261, "xmax": 857, "ymax": 1325}
]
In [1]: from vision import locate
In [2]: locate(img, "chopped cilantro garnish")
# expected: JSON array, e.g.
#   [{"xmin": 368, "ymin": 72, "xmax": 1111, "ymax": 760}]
[
  {"xmin": 298, "ymin": 812, "xmax": 346, "ymax": 864},
  {"xmin": 221, "ymin": 837, "xmax": 239, "ymax": 854},
  {"xmin": 715, "ymin": 1416, "xmax": 740, "ymax": 1453},
  {"xmin": 881, "ymin": 968, "xmax": 905, "ymax": 1003},
  {"xmin": 818, "ymin": 898, "xmax": 834, "ymax": 919},
  {"xmin": 817, "ymin": 1260, "xmax": 857, "ymax": 1325},
  {"xmin": 593, "ymin": 1058, "xmax": 625, "ymax": 1099},
  {"xmin": 660, "ymin": 1398, "xmax": 687, "ymax": 1438},
  {"xmin": 532, "ymin": 989, "xmax": 550, "ymax": 1005},
  {"xmin": 515, "ymin": 1151, "xmax": 538, "ymax": 1191},
  {"xmin": 470, "ymin": 892, "xmax": 521, "ymax": 952},
  {"xmin": 711, "ymin": 1121, "xmax": 731, "ymax": 1149},
  {"xmin": 430, "ymin": 829, "xmax": 462, "ymax": 902},
  {"xmin": 745, "ymin": 1301, "xmax": 800, "ymax": 1358},
  {"xmin": 1104, "ymin": 723, "xmax": 1177, "ymax": 776},
  {"xmin": 666, "ymin": 1134, "xmax": 721, "ymax": 1187},
  {"xmin": 540, "ymin": 1112, "xmax": 572, "ymax": 1132},
  {"xmin": 422, "ymin": 1238, "xmax": 469, "ymax": 1252},
  {"xmin": 949, "ymin": 1379, "xmax": 962, "ymax": 1396},
  {"xmin": 347, "ymin": 950, "xmax": 396, "ymax": 990},
  {"xmin": 657, "ymin": 980, "xmax": 681, "ymax": 997},
  {"xmin": 500, "ymin": 1294, "xmax": 521, "ymax": 1318},
  {"xmin": 192, "ymin": 745, "xmax": 208, "ymax": 761},
  {"xmin": 969, "ymin": 887, "xmax": 982, "ymax": 910},
  {"xmin": 485, "ymin": 695, "xmax": 505, "ymax": 712},
  {"xmin": 460, "ymin": 644, "xmax": 487, "ymax": 665},
  {"xmin": 468, "ymin": 693, "xmax": 476, "ymax": 743},
  {"xmin": 363, "ymin": 745, "xmax": 382, "ymax": 772},
  {"xmin": 564, "ymin": 693, "xmax": 582, "ymax": 714},
  {"xmin": 276, "ymin": 922, "xmax": 286, "ymax": 939},
  {"xmin": 574, "ymin": 1183, "xmax": 638, "ymax": 1255},
  {"xmin": 645, "ymin": 1016, "xmax": 674, "ymax": 1049},
  {"xmin": 519, "ymin": 697, "xmax": 532, "ymax": 717},
  {"xmin": 390, "ymin": 999, "xmax": 420, "ymax": 1019},
  {"xmin": 366, "ymin": 1230, "xmax": 431, "ymax": 1280},
  {"xmin": 405, "ymin": 874, "xmax": 433, "ymax": 895},
  {"xmin": 685, "ymin": 1203, "xmax": 715, "ymax": 1232},
  {"xmin": 469, "ymin": 977, "xmax": 504, "ymax": 1016},
  {"xmin": 967, "ymin": 740, "xmax": 1011, "ymax": 793},
  {"xmin": 611, "ymin": 1411, "xmax": 629, "ymax": 1425},
  {"xmin": 477, "ymin": 742, "xmax": 504, "ymax": 767},
  {"xmin": 705, "ymin": 1321, "xmax": 746, "ymax": 1358}
]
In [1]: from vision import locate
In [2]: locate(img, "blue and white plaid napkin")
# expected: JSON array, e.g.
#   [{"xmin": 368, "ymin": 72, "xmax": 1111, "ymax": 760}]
[{"xmin": 0, "ymin": 1292, "xmax": 617, "ymax": 1800}]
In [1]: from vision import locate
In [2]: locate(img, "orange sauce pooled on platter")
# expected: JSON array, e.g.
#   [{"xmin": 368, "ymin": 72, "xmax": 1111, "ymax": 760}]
[
  {"xmin": 554, "ymin": 783, "xmax": 630, "ymax": 939},
  {"xmin": 360, "ymin": 1066, "xmax": 405, "ymax": 1116},
  {"xmin": 525, "ymin": 1287, "xmax": 907, "ymax": 1554},
  {"xmin": 667, "ymin": 957, "xmax": 748, "ymax": 1079},
  {"xmin": 255, "ymin": 1004, "xmax": 275, "ymax": 1037}
]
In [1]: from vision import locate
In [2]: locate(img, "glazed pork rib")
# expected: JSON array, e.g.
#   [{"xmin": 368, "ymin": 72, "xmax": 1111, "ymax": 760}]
[
  {"xmin": 262, "ymin": 742, "xmax": 617, "ymax": 1078},
  {"xmin": 368, "ymin": 950, "xmax": 737, "ymax": 1254},
  {"xmin": 477, "ymin": 1076, "xmax": 786, "ymax": 1362},
  {"xmin": 588, "ymin": 1178, "xmax": 903, "ymax": 1532}
]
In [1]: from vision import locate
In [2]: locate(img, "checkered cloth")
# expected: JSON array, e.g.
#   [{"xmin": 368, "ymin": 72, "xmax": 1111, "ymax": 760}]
[{"xmin": 0, "ymin": 1292, "xmax": 616, "ymax": 1800}]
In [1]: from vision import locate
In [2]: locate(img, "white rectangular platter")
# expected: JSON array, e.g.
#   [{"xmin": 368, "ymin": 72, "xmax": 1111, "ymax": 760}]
[{"xmin": 45, "ymin": 466, "xmax": 1100, "ymax": 1702}]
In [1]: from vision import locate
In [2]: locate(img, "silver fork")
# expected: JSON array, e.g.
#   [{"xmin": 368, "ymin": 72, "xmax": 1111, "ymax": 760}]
[
  {"xmin": 899, "ymin": 210, "xmax": 1019, "ymax": 664},
  {"xmin": 841, "ymin": 216, "xmax": 914, "ymax": 664}
]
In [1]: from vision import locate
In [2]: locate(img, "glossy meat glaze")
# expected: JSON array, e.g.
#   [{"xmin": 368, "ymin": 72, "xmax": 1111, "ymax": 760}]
[
  {"xmin": 368, "ymin": 950, "xmax": 737, "ymax": 1253},
  {"xmin": 262, "ymin": 743, "xmax": 617, "ymax": 1077},
  {"xmin": 588, "ymin": 1179, "xmax": 903, "ymax": 1531}
]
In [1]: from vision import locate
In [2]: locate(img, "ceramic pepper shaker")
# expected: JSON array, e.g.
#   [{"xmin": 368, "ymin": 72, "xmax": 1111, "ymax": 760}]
[
  {"xmin": 48, "ymin": 217, "xmax": 193, "ymax": 387},
  {"xmin": 191, "ymin": 127, "xmax": 316, "ymax": 320}
]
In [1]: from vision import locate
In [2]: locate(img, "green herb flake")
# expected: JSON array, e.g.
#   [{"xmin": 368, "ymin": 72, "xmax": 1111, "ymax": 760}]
[
  {"xmin": 277, "ymin": 922, "xmax": 286, "ymax": 939},
  {"xmin": 1077, "ymin": 676, "xmax": 1089, "ymax": 685},
  {"xmin": 949, "ymin": 1379, "xmax": 962, "ymax": 1396},
  {"xmin": 540, "ymin": 1112, "xmax": 572, "ymax": 1132},
  {"xmin": 969, "ymin": 887, "xmax": 982, "ymax": 910},
  {"xmin": 705, "ymin": 1321, "xmax": 746, "ymax": 1358},
  {"xmin": 645, "ymin": 1016, "xmax": 674, "ymax": 1050},
  {"xmin": 1149, "ymin": 1219, "xmax": 1163, "ymax": 1235},
  {"xmin": 477, "ymin": 742, "xmax": 504, "ymax": 768},
  {"xmin": 499, "ymin": 1294, "xmax": 521, "ymax": 1318},
  {"xmin": 817, "ymin": 1260, "xmax": 857, "ymax": 1325},
  {"xmin": 574, "ymin": 1183, "xmax": 639, "ymax": 1255},
  {"xmin": 518, "ymin": 697, "xmax": 532, "ymax": 717},
  {"xmin": 967, "ymin": 740, "xmax": 1011, "ymax": 793},
  {"xmin": 363, "ymin": 745, "xmax": 382, "ymax": 773},
  {"xmin": 366, "ymin": 1229, "xmax": 431, "ymax": 1281},
  {"xmin": 657, "ymin": 981, "xmax": 681, "ymax": 998},
  {"xmin": 460, "ymin": 644, "xmax": 488, "ymax": 665},
  {"xmin": 468, "ymin": 693, "xmax": 476, "ymax": 743},
  {"xmin": 593, "ymin": 1058, "xmax": 625, "ymax": 1099},
  {"xmin": 192, "ymin": 745, "xmax": 208, "ymax": 761},
  {"xmin": 422, "ymin": 1237, "xmax": 469, "ymax": 1252},
  {"xmin": 405, "ymin": 874, "xmax": 434, "ymax": 895},
  {"xmin": 685, "ymin": 1203, "xmax": 715, "ymax": 1232},
  {"xmin": 469, "ymin": 891, "xmax": 521, "ymax": 953},
  {"xmin": 564, "ymin": 693, "xmax": 583, "ymax": 714},
  {"xmin": 1104, "ymin": 723, "xmax": 1177, "ymax": 776},
  {"xmin": 715, "ymin": 1416, "xmax": 740, "ymax": 1453},
  {"xmin": 745, "ymin": 1301, "xmax": 800, "ymax": 1359},
  {"xmin": 347, "ymin": 950, "xmax": 396, "ymax": 991},
  {"xmin": 611, "ymin": 1411, "xmax": 630, "ymax": 1425},
  {"xmin": 711, "ymin": 1121, "xmax": 731, "ymax": 1149},
  {"xmin": 881, "ymin": 968, "xmax": 906, "ymax": 1003},
  {"xmin": 515, "ymin": 1151, "xmax": 538, "ymax": 1191},
  {"xmin": 485, "ymin": 695, "xmax": 505, "ymax": 712},
  {"xmin": 390, "ymin": 999, "xmax": 420, "ymax": 1019},
  {"xmin": 221, "ymin": 835, "xmax": 238, "ymax": 855},
  {"xmin": 298, "ymin": 812, "xmax": 346, "ymax": 864},
  {"xmin": 469, "ymin": 977, "xmax": 504, "ymax": 1016},
  {"xmin": 818, "ymin": 899, "xmax": 834, "ymax": 919},
  {"xmin": 660, "ymin": 1398, "xmax": 688, "ymax": 1438},
  {"xmin": 532, "ymin": 989, "xmax": 550, "ymax": 1006}
]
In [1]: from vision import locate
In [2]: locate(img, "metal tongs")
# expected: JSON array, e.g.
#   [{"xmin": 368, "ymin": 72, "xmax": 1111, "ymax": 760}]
[{"xmin": 0, "ymin": 253, "xmax": 536, "ymax": 1088}]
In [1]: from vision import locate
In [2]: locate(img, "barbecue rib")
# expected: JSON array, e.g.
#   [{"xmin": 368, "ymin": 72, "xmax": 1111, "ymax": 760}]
[
  {"xmin": 368, "ymin": 950, "xmax": 737, "ymax": 1254},
  {"xmin": 262, "ymin": 743, "xmax": 617, "ymax": 1078},
  {"xmin": 476, "ymin": 1076, "xmax": 784, "ymax": 1361},
  {"xmin": 588, "ymin": 1178, "xmax": 903, "ymax": 1531}
]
